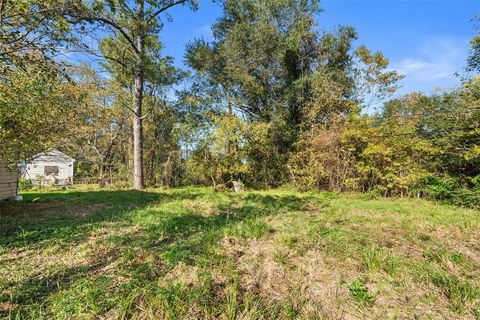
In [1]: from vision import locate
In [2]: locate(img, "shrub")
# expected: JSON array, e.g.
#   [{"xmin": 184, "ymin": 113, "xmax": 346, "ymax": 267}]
[
  {"xmin": 18, "ymin": 178, "xmax": 32, "ymax": 191},
  {"xmin": 420, "ymin": 176, "xmax": 480, "ymax": 208}
]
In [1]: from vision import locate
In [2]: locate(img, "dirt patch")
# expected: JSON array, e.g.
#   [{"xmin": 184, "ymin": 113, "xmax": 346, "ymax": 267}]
[
  {"xmin": 185, "ymin": 200, "xmax": 216, "ymax": 217},
  {"xmin": 1, "ymin": 201, "xmax": 65, "ymax": 216},
  {"xmin": 220, "ymin": 234, "xmax": 462, "ymax": 319},
  {"xmin": 221, "ymin": 236, "xmax": 245, "ymax": 258},
  {"xmin": 305, "ymin": 201, "xmax": 323, "ymax": 217},
  {"xmin": 456, "ymin": 246, "xmax": 480, "ymax": 267},
  {"xmin": 222, "ymin": 236, "xmax": 353, "ymax": 318},
  {"xmin": 163, "ymin": 263, "xmax": 200, "ymax": 287},
  {"xmin": 0, "ymin": 301, "xmax": 17, "ymax": 313},
  {"xmin": 375, "ymin": 226, "xmax": 424, "ymax": 259},
  {"xmin": 77, "ymin": 204, "xmax": 107, "ymax": 217}
]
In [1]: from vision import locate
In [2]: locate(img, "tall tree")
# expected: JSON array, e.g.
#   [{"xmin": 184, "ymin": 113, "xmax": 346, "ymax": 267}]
[
  {"xmin": 66, "ymin": 0, "xmax": 198, "ymax": 190},
  {"xmin": 187, "ymin": 0, "xmax": 323, "ymax": 123},
  {"xmin": 185, "ymin": 0, "xmax": 399, "ymax": 187}
]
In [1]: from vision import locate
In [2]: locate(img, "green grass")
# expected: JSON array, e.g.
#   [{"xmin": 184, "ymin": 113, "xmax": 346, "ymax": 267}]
[{"xmin": 1, "ymin": 186, "xmax": 479, "ymax": 319}]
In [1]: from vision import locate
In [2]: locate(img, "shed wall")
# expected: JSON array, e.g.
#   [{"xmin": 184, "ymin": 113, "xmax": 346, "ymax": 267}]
[
  {"xmin": 0, "ymin": 162, "xmax": 18, "ymax": 200},
  {"xmin": 24, "ymin": 160, "xmax": 74, "ymax": 185}
]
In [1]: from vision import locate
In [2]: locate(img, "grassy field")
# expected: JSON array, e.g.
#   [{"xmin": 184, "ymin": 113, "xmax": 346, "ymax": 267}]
[{"xmin": 1, "ymin": 187, "xmax": 479, "ymax": 319}]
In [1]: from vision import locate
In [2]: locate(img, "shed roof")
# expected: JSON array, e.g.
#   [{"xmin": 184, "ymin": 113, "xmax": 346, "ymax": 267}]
[{"xmin": 29, "ymin": 149, "xmax": 75, "ymax": 164}]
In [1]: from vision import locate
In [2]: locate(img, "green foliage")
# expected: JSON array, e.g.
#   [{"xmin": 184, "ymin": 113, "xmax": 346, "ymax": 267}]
[
  {"xmin": 243, "ymin": 121, "xmax": 292, "ymax": 188},
  {"xmin": 467, "ymin": 15, "xmax": 480, "ymax": 73},
  {"xmin": 290, "ymin": 85, "xmax": 480, "ymax": 205},
  {"xmin": 182, "ymin": 113, "xmax": 247, "ymax": 186},
  {"xmin": 185, "ymin": 0, "xmax": 401, "ymax": 190},
  {"xmin": 0, "ymin": 61, "xmax": 85, "ymax": 161},
  {"xmin": 226, "ymin": 217, "xmax": 272, "ymax": 240},
  {"xmin": 211, "ymin": 114, "xmax": 248, "ymax": 182},
  {"xmin": 0, "ymin": 0, "xmax": 72, "ymax": 67},
  {"xmin": 99, "ymin": 34, "xmax": 183, "ymax": 88},
  {"xmin": 361, "ymin": 247, "xmax": 399, "ymax": 276},
  {"xmin": 417, "ymin": 176, "xmax": 480, "ymax": 208},
  {"xmin": 2, "ymin": 0, "xmax": 478, "ymax": 202},
  {"xmin": 348, "ymin": 279, "xmax": 376, "ymax": 306},
  {"xmin": 18, "ymin": 178, "xmax": 32, "ymax": 191}
]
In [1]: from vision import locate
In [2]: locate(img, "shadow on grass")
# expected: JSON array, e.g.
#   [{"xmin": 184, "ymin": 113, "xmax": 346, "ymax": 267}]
[
  {"xmin": 0, "ymin": 188, "xmax": 314, "ymax": 316},
  {"xmin": 0, "ymin": 189, "xmax": 203, "ymax": 247},
  {"xmin": 3, "ymin": 252, "xmax": 119, "ymax": 306}
]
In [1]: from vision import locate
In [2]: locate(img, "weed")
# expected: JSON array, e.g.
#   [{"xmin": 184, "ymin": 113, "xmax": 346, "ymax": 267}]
[
  {"xmin": 450, "ymin": 252, "xmax": 465, "ymax": 264},
  {"xmin": 349, "ymin": 279, "xmax": 376, "ymax": 306},
  {"xmin": 273, "ymin": 250, "xmax": 288, "ymax": 265},
  {"xmin": 222, "ymin": 285, "xmax": 239, "ymax": 320},
  {"xmin": 361, "ymin": 247, "xmax": 399, "ymax": 276},
  {"xmin": 473, "ymin": 305, "xmax": 480, "ymax": 319},
  {"xmin": 418, "ymin": 234, "xmax": 431, "ymax": 242},
  {"xmin": 227, "ymin": 217, "xmax": 272, "ymax": 240}
]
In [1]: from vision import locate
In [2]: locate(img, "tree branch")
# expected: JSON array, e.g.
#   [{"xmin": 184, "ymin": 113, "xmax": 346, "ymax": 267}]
[
  {"xmin": 141, "ymin": 108, "xmax": 153, "ymax": 120},
  {"xmin": 3, "ymin": 5, "xmax": 66, "ymax": 20},
  {"xmin": 0, "ymin": 0, "xmax": 6, "ymax": 21},
  {"xmin": 147, "ymin": 0, "xmax": 187, "ymax": 23},
  {"xmin": 67, "ymin": 15, "xmax": 139, "ymax": 55},
  {"xmin": 95, "ymin": 16, "xmax": 139, "ymax": 54},
  {"xmin": 102, "ymin": 54, "xmax": 128, "ymax": 68}
]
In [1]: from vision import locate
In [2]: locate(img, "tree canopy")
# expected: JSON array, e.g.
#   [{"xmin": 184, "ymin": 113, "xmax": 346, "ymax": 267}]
[{"xmin": 1, "ymin": 0, "xmax": 478, "ymax": 206}]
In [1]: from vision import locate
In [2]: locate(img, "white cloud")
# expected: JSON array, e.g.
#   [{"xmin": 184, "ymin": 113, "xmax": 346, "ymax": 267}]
[
  {"xmin": 395, "ymin": 58, "xmax": 455, "ymax": 81},
  {"xmin": 392, "ymin": 37, "xmax": 468, "ymax": 93}
]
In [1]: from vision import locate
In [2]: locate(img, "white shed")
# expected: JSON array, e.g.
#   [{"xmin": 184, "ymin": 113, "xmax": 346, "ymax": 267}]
[{"xmin": 23, "ymin": 149, "xmax": 75, "ymax": 185}]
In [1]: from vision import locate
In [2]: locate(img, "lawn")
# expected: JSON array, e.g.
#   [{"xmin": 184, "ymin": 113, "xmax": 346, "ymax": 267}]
[{"xmin": 1, "ymin": 187, "xmax": 479, "ymax": 319}]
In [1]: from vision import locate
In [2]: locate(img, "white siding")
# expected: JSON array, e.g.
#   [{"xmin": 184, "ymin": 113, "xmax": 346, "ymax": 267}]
[
  {"xmin": 25, "ymin": 162, "xmax": 74, "ymax": 179},
  {"xmin": 0, "ymin": 161, "xmax": 18, "ymax": 200},
  {"xmin": 23, "ymin": 149, "xmax": 75, "ymax": 185}
]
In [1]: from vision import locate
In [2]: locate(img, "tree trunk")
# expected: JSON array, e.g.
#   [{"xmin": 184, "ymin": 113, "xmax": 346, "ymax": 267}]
[
  {"xmin": 133, "ymin": 39, "xmax": 145, "ymax": 190},
  {"xmin": 226, "ymin": 98, "xmax": 232, "ymax": 155},
  {"xmin": 149, "ymin": 148, "xmax": 156, "ymax": 186},
  {"xmin": 99, "ymin": 164, "xmax": 106, "ymax": 188}
]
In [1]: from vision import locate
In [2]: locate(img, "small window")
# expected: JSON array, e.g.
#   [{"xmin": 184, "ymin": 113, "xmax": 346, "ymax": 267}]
[{"xmin": 44, "ymin": 165, "xmax": 59, "ymax": 175}]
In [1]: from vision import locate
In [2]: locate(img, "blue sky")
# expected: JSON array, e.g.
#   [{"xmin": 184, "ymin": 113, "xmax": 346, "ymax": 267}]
[{"xmin": 160, "ymin": 0, "xmax": 479, "ymax": 100}]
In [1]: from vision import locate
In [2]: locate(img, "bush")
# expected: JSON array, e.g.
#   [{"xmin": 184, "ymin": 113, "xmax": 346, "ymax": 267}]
[
  {"xmin": 420, "ymin": 176, "xmax": 480, "ymax": 208},
  {"xmin": 420, "ymin": 176, "xmax": 454, "ymax": 200},
  {"xmin": 449, "ymin": 188, "xmax": 480, "ymax": 208},
  {"xmin": 18, "ymin": 178, "xmax": 32, "ymax": 191}
]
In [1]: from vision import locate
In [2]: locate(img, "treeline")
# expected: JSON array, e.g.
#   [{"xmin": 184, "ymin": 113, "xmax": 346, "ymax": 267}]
[{"xmin": 1, "ymin": 0, "xmax": 479, "ymax": 206}]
